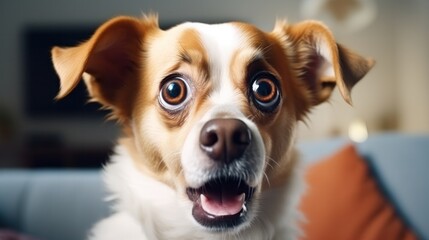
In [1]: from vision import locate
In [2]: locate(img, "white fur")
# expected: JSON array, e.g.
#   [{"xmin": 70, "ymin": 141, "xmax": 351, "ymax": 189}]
[
  {"xmin": 89, "ymin": 145, "xmax": 304, "ymax": 240},
  {"xmin": 316, "ymin": 37, "xmax": 335, "ymax": 79},
  {"xmin": 186, "ymin": 22, "xmax": 244, "ymax": 105}
]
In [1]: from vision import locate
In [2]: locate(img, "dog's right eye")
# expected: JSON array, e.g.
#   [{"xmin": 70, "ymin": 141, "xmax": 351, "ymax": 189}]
[
  {"xmin": 159, "ymin": 75, "xmax": 192, "ymax": 112},
  {"xmin": 250, "ymin": 72, "xmax": 281, "ymax": 113}
]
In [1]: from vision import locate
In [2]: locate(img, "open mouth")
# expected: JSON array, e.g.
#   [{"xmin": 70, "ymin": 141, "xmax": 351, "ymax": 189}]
[{"xmin": 186, "ymin": 177, "xmax": 255, "ymax": 230}]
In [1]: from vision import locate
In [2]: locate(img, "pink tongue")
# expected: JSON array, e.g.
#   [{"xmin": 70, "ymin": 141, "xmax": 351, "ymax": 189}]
[{"xmin": 200, "ymin": 193, "xmax": 245, "ymax": 216}]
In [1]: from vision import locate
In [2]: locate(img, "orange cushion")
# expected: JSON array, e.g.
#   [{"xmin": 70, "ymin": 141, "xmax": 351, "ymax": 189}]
[{"xmin": 300, "ymin": 144, "xmax": 417, "ymax": 240}]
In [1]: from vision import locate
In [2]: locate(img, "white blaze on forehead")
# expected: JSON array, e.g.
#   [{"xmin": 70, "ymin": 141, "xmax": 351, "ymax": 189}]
[{"xmin": 185, "ymin": 22, "xmax": 247, "ymax": 105}]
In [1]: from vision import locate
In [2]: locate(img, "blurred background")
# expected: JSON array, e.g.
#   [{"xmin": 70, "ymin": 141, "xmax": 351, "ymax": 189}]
[{"xmin": 0, "ymin": 0, "xmax": 428, "ymax": 168}]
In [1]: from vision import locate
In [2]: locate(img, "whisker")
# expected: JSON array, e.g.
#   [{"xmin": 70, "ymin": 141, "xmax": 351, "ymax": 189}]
[
  {"xmin": 263, "ymin": 172, "xmax": 271, "ymax": 188},
  {"xmin": 266, "ymin": 155, "xmax": 281, "ymax": 168}
]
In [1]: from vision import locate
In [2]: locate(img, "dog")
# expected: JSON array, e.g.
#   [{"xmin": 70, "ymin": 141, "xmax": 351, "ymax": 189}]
[{"xmin": 51, "ymin": 14, "xmax": 374, "ymax": 240}]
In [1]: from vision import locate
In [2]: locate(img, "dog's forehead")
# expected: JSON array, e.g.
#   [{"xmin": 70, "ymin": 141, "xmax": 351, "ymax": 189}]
[
  {"xmin": 150, "ymin": 22, "xmax": 269, "ymax": 80},
  {"xmin": 177, "ymin": 22, "xmax": 265, "ymax": 104},
  {"xmin": 181, "ymin": 22, "xmax": 264, "ymax": 66},
  {"xmin": 183, "ymin": 22, "xmax": 247, "ymax": 61}
]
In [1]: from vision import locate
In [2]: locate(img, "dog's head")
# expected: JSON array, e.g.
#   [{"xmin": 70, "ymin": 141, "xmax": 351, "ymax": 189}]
[{"xmin": 52, "ymin": 15, "xmax": 373, "ymax": 232}]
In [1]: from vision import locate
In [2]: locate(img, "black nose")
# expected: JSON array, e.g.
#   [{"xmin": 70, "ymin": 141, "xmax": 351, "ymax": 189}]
[{"xmin": 199, "ymin": 119, "xmax": 252, "ymax": 163}]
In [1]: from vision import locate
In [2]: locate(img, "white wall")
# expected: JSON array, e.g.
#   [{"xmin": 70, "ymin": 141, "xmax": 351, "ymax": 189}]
[
  {"xmin": 395, "ymin": 0, "xmax": 429, "ymax": 133},
  {"xmin": 0, "ymin": 0, "xmax": 428, "ymax": 149}
]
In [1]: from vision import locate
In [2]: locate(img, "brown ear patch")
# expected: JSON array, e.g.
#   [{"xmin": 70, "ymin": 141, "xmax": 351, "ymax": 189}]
[
  {"xmin": 51, "ymin": 15, "xmax": 160, "ymax": 121},
  {"xmin": 273, "ymin": 20, "xmax": 374, "ymax": 105}
]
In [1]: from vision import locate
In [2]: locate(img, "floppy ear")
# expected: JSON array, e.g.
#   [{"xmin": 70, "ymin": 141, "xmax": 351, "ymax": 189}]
[
  {"xmin": 51, "ymin": 16, "xmax": 158, "ymax": 120},
  {"xmin": 274, "ymin": 20, "xmax": 374, "ymax": 105}
]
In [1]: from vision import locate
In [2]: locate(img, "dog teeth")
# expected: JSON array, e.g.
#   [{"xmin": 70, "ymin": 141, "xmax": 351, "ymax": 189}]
[{"xmin": 242, "ymin": 202, "xmax": 247, "ymax": 212}]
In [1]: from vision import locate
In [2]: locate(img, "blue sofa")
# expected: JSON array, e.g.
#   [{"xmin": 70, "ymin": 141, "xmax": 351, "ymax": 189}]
[{"xmin": 0, "ymin": 133, "xmax": 428, "ymax": 240}]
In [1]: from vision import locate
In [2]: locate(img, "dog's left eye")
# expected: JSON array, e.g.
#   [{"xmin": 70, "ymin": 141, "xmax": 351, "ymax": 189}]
[
  {"xmin": 250, "ymin": 72, "xmax": 281, "ymax": 112},
  {"xmin": 159, "ymin": 75, "xmax": 192, "ymax": 112}
]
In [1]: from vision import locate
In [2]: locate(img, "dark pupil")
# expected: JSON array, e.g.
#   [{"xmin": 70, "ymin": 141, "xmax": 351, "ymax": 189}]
[
  {"xmin": 256, "ymin": 81, "xmax": 272, "ymax": 97},
  {"xmin": 167, "ymin": 82, "xmax": 182, "ymax": 98}
]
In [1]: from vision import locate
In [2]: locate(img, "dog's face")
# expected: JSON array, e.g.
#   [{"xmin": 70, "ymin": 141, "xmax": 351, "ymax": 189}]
[{"xmin": 52, "ymin": 15, "xmax": 373, "ymax": 232}]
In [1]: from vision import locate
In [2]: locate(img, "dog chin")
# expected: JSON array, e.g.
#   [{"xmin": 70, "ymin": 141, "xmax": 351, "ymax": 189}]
[{"xmin": 185, "ymin": 175, "xmax": 258, "ymax": 231}]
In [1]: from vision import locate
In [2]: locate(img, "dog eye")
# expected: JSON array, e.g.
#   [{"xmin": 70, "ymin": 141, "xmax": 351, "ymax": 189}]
[
  {"xmin": 250, "ymin": 73, "xmax": 281, "ymax": 112},
  {"xmin": 159, "ymin": 75, "xmax": 191, "ymax": 112}
]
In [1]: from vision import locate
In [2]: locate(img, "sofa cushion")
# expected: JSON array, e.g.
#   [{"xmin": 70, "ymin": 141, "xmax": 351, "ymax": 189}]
[
  {"xmin": 0, "ymin": 170, "xmax": 110, "ymax": 240},
  {"xmin": 300, "ymin": 144, "xmax": 416, "ymax": 240}
]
